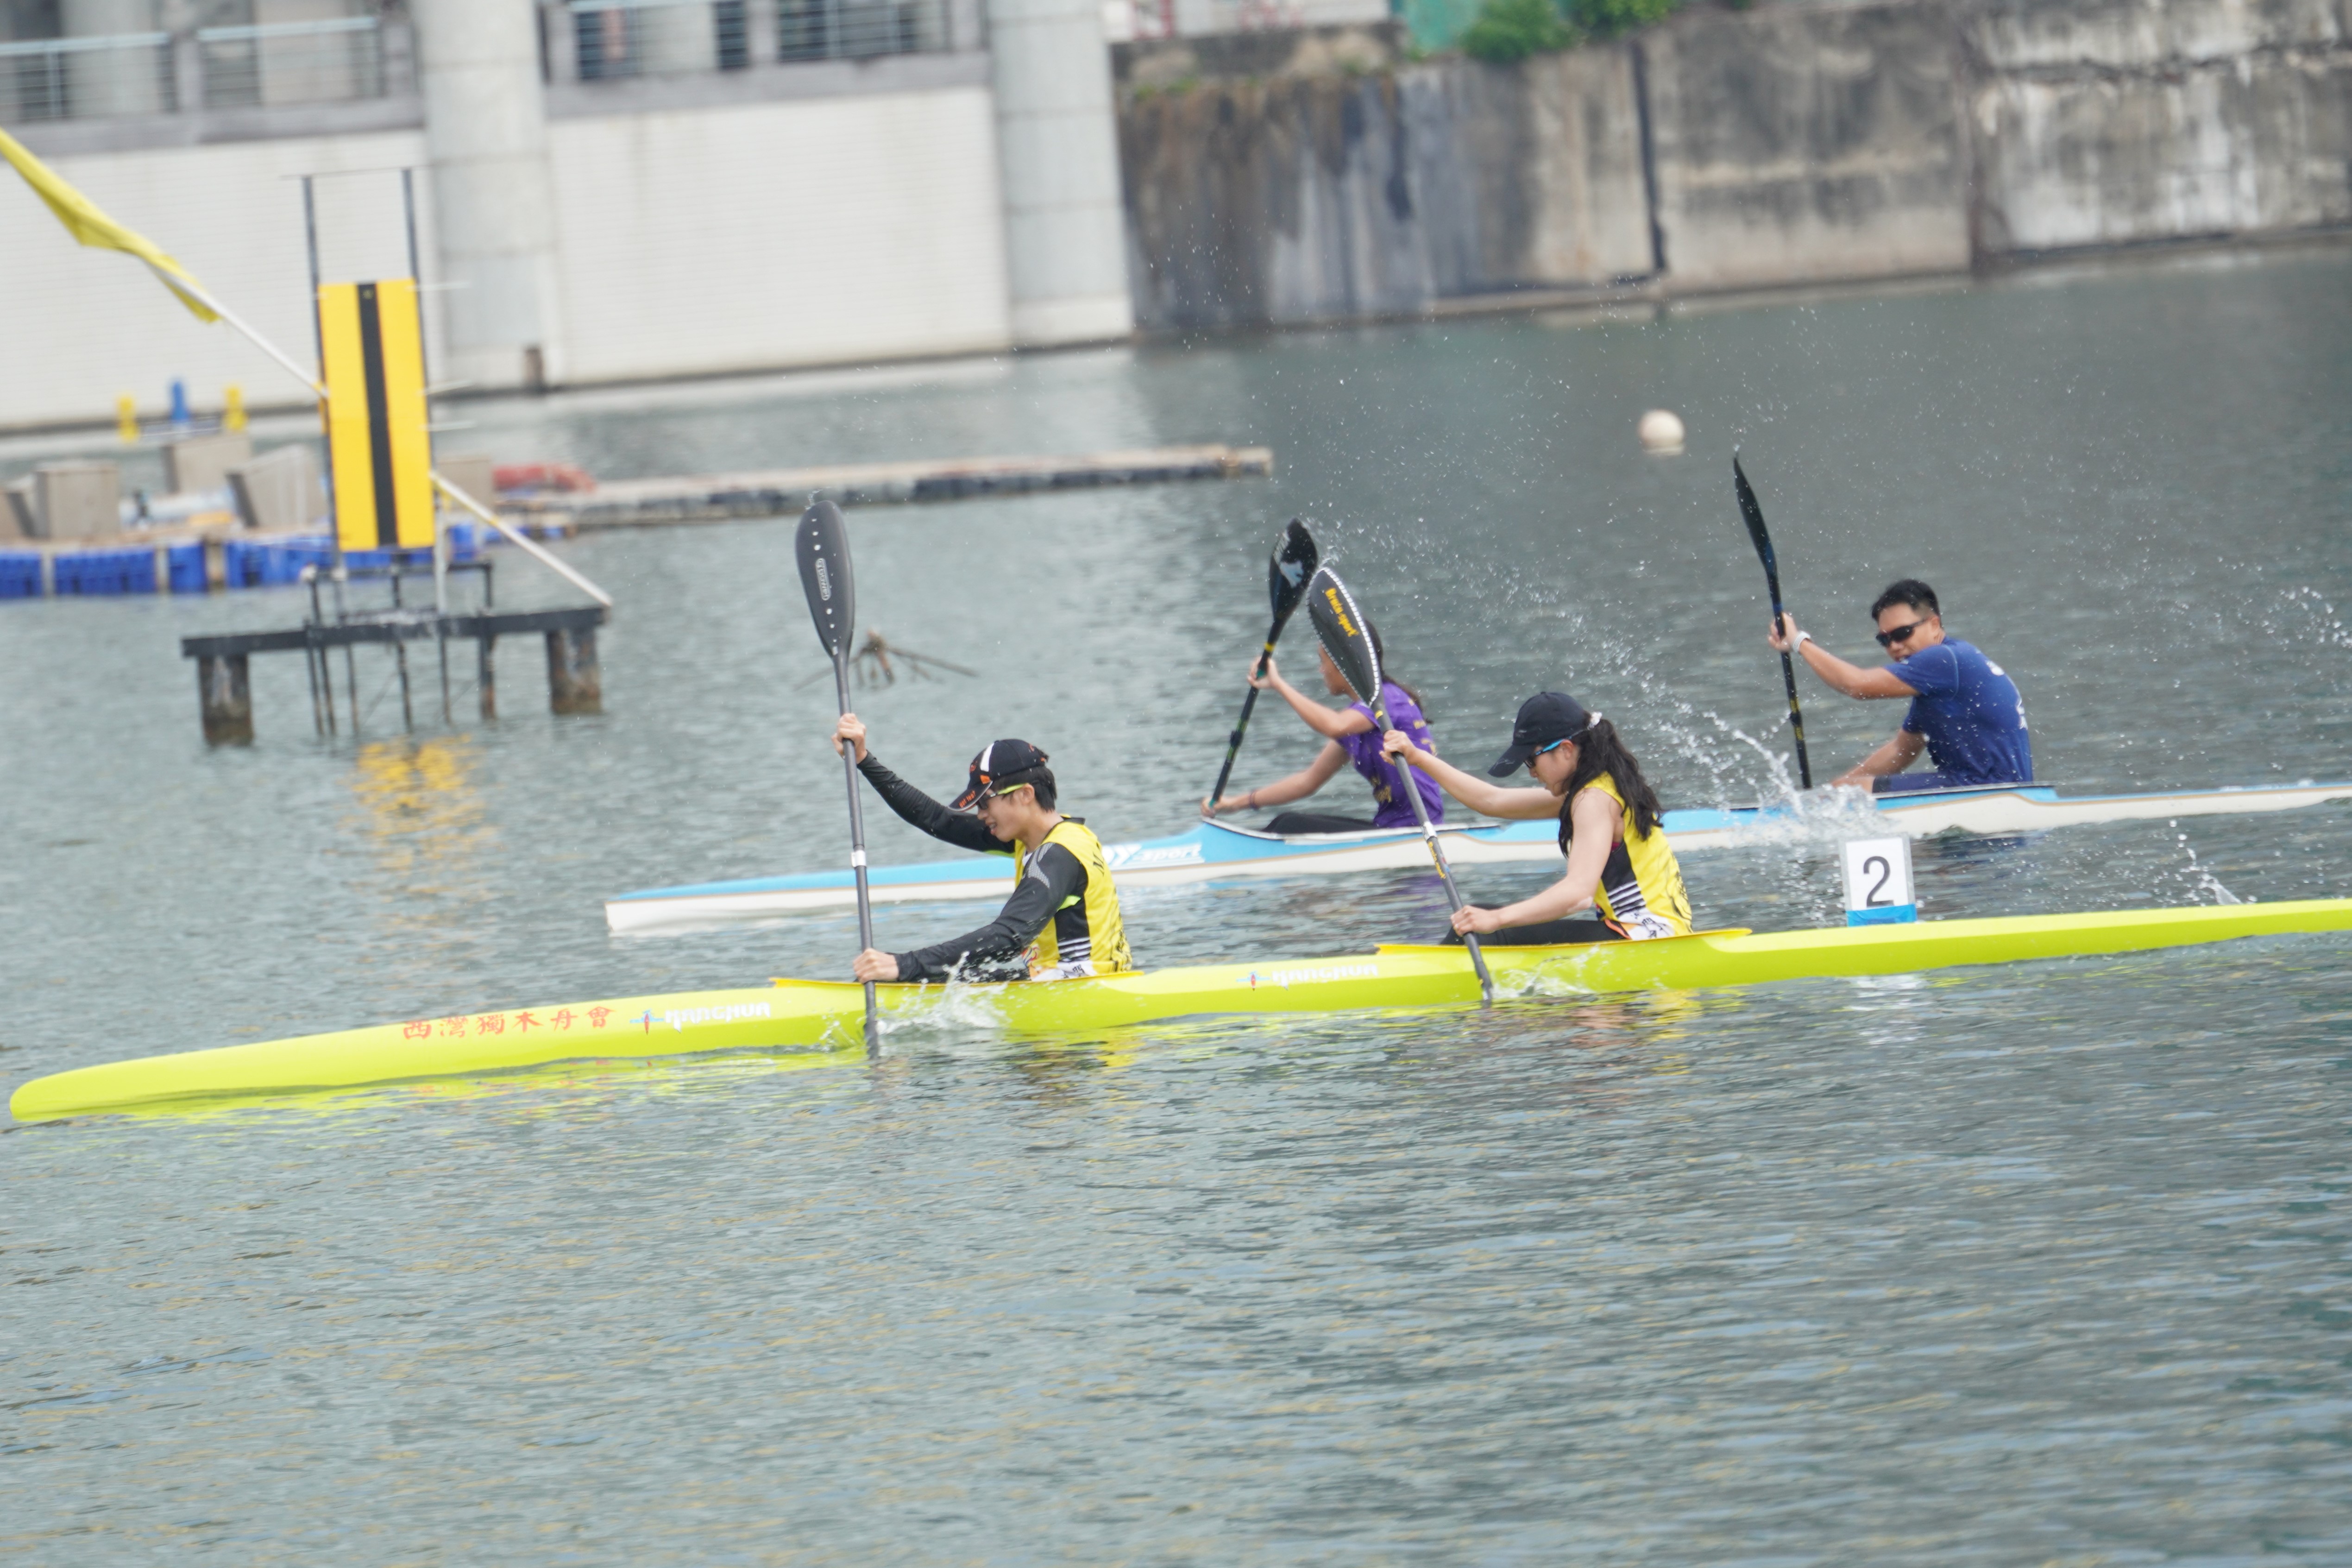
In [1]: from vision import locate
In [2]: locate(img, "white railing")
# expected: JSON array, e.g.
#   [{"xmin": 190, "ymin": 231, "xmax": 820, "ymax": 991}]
[
  {"xmin": 0, "ymin": 31, "xmax": 175, "ymax": 123},
  {"xmin": 198, "ymin": 16, "xmax": 388, "ymax": 110},
  {"xmin": 776, "ymin": 0, "xmax": 950, "ymax": 62},
  {"xmin": 553, "ymin": 0, "xmax": 950, "ymax": 80},
  {"xmin": 565, "ymin": 0, "xmax": 752, "ymax": 80}
]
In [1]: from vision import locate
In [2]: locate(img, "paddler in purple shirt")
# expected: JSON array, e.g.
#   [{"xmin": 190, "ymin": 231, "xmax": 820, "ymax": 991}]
[
  {"xmin": 1202, "ymin": 627, "xmax": 1446, "ymax": 835},
  {"xmin": 1768, "ymin": 578, "xmax": 2033, "ymax": 793}
]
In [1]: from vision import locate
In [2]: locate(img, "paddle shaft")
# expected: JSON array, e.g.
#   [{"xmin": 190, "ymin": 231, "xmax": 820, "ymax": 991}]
[
  {"xmin": 831, "ymin": 654, "xmax": 880, "ymax": 1047},
  {"xmin": 1734, "ymin": 457, "xmax": 1814, "ymax": 790},
  {"xmin": 1374, "ymin": 697, "xmax": 1494, "ymax": 1006},
  {"xmin": 1763, "ymin": 571, "xmax": 1814, "ymax": 791},
  {"xmin": 1207, "ymin": 636, "xmax": 1279, "ymax": 809}
]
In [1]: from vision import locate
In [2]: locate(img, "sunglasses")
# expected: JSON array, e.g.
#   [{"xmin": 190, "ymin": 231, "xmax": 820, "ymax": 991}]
[
  {"xmin": 1524, "ymin": 737, "xmax": 1569, "ymax": 774},
  {"xmin": 1874, "ymin": 619, "xmax": 1931, "ymax": 648}
]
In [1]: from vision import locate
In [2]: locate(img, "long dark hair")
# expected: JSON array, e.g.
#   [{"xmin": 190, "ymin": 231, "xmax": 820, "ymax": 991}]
[
  {"xmin": 1365, "ymin": 621, "xmax": 1423, "ymax": 710},
  {"xmin": 1558, "ymin": 718, "xmax": 1665, "ymax": 842}
]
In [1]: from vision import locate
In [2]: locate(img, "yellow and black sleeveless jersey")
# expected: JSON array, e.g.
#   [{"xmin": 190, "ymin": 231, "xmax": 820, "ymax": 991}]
[
  {"xmin": 1561, "ymin": 774, "xmax": 1692, "ymax": 940},
  {"xmin": 855, "ymin": 754, "xmax": 1133, "ymax": 982},
  {"xmin": 1011, "ymin": 819, "xmax": 1132, "ymax": 978}
]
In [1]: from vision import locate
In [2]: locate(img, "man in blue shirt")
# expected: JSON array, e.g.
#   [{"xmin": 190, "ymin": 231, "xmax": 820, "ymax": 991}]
[{"xmin": 1766, "ymin": 579, "xmax": 2031, "ymax": 793}]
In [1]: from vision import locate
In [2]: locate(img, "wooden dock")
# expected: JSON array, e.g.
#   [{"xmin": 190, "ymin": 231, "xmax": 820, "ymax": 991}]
[
  {"xmin": 182, "ymin": 604, "xmax": 607, "ymax": 744},
  {"xmin": 502, "ymin": 444, "xmax": 1275, "ymax": 532}
]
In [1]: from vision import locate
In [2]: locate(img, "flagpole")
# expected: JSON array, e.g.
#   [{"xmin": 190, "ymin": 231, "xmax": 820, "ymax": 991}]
[{"xmin": 141, "ymin": 258, "xmax": 323, "ymax": 398}]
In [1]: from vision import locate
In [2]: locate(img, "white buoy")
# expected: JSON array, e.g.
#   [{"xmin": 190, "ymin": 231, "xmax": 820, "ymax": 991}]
[{"xmin": 1638, "ymin": 408, "xmax": 1686, "ymax": 455}]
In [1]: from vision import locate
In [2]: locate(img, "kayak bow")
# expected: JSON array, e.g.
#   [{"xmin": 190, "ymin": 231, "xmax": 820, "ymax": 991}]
[
  {"xmin": 17, "ymin": 898, "xmax": 2352, "ymax": 1119},
  {"xmin": 604, "ymin": 780, "xmax": 2352, "ymax": 933}
]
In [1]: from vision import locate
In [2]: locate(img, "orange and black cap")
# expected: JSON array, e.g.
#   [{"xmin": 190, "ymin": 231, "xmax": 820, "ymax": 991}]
[{"xmin": 951, "ymin": 739, "xmax": 1051, "ymax": 810}]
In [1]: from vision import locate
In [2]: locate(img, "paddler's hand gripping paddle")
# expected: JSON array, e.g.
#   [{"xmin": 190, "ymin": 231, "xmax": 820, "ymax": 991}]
[
  {"xmin": 1206, "ymin": 520, "xmax": 1319, "ymax": 816},
  {"xmin": 796, "ymin": 497, "xmax": 881, "ymax": 1052},
  {"xmin": 1303, "ymin": 565, "xmax": 1495, "ymax": 1008},
  {"xmin": 1733, "ymin": 451, "xmax": 1814, "ymax": 791}
]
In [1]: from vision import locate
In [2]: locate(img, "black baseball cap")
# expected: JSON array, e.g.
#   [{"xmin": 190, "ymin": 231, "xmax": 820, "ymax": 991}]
[
  {"xmin": 1487, "ymin": 692, "xmax": 1597, "ymax": 776},
  {"xmin": 951, "ymin": 739, "xmax": 1051, "ymax": 809}
]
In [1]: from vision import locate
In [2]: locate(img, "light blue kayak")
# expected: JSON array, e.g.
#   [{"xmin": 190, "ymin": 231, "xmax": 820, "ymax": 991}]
[{"xmin": 604, "ymin": 779, "xmax": 2352, "ymax": 933}]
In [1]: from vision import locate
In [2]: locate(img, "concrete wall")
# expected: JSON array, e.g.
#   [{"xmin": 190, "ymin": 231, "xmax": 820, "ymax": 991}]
[
  {"xmin": 1642, "ymin": 1, "xmax": 1971, "ymax": 290},
  {"xmin": 546, "ymin": 88, "xmax": 1012, "ymax": 383},
  {"xmin": 0, "ymin": 80, "xmax": 1011, "ymax": 430},
  {"xmin": 1119, "ymin": 45, "xmax": 1651, "ymax": 329},
  {"xmin": 1967, "ymin": 0, "xmax": 2352, "ymax": 253},
  {"xmin": 1117, "ymin": 0, "xmax": 2352, "ymax": 331}
]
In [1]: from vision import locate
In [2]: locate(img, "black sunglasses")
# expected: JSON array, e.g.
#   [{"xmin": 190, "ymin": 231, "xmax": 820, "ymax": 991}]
[{"xmin": 1874, "ymin": 619, "xmax": 1931, "ymax": 648}]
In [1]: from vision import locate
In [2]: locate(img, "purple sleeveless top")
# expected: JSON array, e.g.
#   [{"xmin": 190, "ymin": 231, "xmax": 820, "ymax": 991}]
[{"xmin": 1338, "ymin": 682, "xmax": 1445, "ymax": 828}]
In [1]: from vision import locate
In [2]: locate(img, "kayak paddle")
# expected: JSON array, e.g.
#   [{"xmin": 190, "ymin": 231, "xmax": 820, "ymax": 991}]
[
  {"xmin": 1303, "ymin": 565, "xmax": 1494, "ymax": 1007},
  {"xmin": 1732, "ymin": 451, "xmax": 1814, "ymax": 790},
  {"xmin": 1206, "ymin": 519, "xmax": 1319, "ymax": 815},
  {"xmin": 795, "ymin": 497, "xmax": 880, "ymax": 1051}
]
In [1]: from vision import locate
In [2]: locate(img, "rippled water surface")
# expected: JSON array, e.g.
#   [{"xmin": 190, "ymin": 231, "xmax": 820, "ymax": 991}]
[{"xmin": 6, "ymin": 248, "xmax": 2352, "ymax": 1562}]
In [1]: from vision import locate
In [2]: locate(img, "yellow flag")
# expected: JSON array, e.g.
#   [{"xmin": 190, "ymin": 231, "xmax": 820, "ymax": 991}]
[{"xmin": 0, "ymin": 126, "xmax": 219, "ymax": 323}]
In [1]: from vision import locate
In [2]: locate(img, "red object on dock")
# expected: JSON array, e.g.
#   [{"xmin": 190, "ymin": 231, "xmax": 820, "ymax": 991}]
[{"xmin": 493, "ymin": 462, "xmax": 596, "ymax": 495}]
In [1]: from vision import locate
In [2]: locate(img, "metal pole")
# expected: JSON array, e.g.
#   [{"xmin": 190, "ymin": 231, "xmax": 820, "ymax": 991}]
[
  {"xmin": 391, "ymin": 571, "xmax": 413, "ymax": 730},
  {"xmin": 302, "ymin": 173, "xmax": 343, "ymax": 617},
  {"xmin": 433, "ymin": 473, "xmax": 613, "ymax": 608},
  {"xmin": 308, "ymin": 570, "xmax": 336, "ymax": 735},
  {"xmin": 333, "ymin": 567, "xmax": 359, "ymax": 734}
]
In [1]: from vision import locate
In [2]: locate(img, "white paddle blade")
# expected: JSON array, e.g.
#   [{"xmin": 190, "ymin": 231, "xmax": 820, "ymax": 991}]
[{"xmin": 795, "ymin": 498, "xmax": 856, "ymax": 660}]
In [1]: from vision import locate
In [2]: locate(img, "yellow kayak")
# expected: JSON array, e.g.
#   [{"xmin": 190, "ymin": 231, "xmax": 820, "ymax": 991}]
[{"xmin": 14, "ymin": 899, "xmax": 2352, "ymax": 1120}]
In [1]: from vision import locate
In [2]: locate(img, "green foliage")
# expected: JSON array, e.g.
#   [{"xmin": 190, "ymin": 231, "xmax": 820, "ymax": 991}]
[
  {"xmin": 1570, "ymin": 0, "xmax": 1679, "ymax": 38},
  {"xmin": 1459, "ymin": 0, "xmax": 1578, "ymax": 63},
  {"xmin": 1456, "ymin": 0, "xmax": 1688, "ymax": 60}
]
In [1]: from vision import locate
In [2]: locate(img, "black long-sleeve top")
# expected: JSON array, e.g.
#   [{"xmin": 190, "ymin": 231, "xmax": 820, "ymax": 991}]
[{"xmin": 857, "ymin": 753, "xmax": 1088, "ymax": 982}]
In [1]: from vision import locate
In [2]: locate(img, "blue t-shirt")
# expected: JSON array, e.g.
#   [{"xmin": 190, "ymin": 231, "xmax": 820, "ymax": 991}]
[{"xmin": 1890, "ymin": 637, "xmax": 2031, "ymax": 786}]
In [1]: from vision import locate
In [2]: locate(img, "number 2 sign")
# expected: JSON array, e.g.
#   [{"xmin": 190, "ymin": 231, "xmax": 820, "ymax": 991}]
[{"xmin": 1841, "ymin": 836, "xmax": 1917, "ymax": 926}]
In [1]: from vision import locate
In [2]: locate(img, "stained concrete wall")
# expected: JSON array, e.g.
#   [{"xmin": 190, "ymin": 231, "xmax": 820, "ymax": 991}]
[
  {"xmin": 1117, "ymin": 0, "xmax": 2352, "ymax": 331},
  {"xmin": 1967, "ymin": 0, "xmax": 2352, "ymax": 253},
  {"xmin": 1642, "ymin": 2, "xmax": 1971, "ymax": 290},
  {"xmin": 1119, "ymin": 44, "xmax": 1651, "ymax": 329}
]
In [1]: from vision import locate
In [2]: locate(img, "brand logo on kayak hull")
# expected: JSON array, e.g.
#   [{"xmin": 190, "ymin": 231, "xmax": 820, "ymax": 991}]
[{"xmin": 1245, "ymin": 963, "xmax": 1380, "ymax": 989}]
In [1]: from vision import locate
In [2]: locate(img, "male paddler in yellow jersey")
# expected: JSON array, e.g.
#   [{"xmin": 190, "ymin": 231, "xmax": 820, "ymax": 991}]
[
  {"xmin": 1381, "ymin": 692, "xmax": 1693, "ymax": 943},
  {"xmin": 831, "ymin": 716, "xmax": 1132, "ymax": 982}
]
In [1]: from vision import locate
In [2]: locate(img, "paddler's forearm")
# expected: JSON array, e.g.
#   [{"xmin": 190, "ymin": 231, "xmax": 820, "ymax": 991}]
[
  {"xmin": 1493, "ymin": 877, "xmax": 1597, "ymax": 928},
  {"xmin": 1836, "ymin": 730, "xmax": 1924, "ymax": 785},
  {"xmin": 893, "ymin": 846, "xmax": 1078, "ymax": 981},
  {"xmin": 1402, "ymin": 748, "xmax": 1516, "ymax": 816},
  {"xmin": 859, "ymin": 755, "xmax": 998, "ymax": 855},
  {"xmin": 1272, "ymin": 678, "xmax": 1354, "ymax": 739},
  {"xmin": 1234, "ymin": 769, "xmax": 1318, "ymax": 808},
  {"xmin": 1794, "ymin": 637, "xmax": 1881, "ymax": 698}
]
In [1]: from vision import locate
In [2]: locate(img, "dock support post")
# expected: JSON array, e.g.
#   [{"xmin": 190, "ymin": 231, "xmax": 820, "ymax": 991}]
[
  {"xmin": 198, "ymin": 654, "xmax": 254, "ymax": 746},
  {"xmin": 546, "ymin": 627, "xmax": 600, "ymax": 714},
  {"xmin": 478, "ymin": 633, "xmax": 497, "ymax": 719}
]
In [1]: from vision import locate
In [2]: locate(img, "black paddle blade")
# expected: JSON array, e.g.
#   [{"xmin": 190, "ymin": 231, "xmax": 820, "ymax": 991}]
[
  {"xmin": 1267, "ymin": 519, "xmax": 1319, "ymax": 628},
  {"xmin": 1732, "ymin": 452, "xmax": 1779, "ymax": 583},
  {"xmin": 795, "ymin": 497, "xmax": 855, "ymax": 660},
  {"xmin": 1304, "ymin": 566, "xmax": 1382, "ymax": 709}
]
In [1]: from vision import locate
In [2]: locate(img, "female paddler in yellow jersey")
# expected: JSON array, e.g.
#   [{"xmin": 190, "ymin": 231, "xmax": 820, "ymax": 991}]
[
  {"xmin": 1382, "ymin": 692, "xmax": 1693, "ymax": 944},
  {"xmin": 831, "ymin": 715, "xmax": 1132, "ymax": 983}
]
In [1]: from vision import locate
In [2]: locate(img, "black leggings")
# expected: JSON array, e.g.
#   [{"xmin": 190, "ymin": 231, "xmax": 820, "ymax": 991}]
[
  {"xmin": 1263, "ymin": 811, "xmax": 1380, "ymax": 836},
  {"xmin": 1442, "ymin": 918, "xmax": 1624, "ymax": 947}
]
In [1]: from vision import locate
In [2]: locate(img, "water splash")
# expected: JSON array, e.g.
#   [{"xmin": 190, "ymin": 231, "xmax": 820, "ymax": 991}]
[
  {"xmin": 876, "ymin": 961, "xmax": 1010, "ymax": 1044},
  {"xmin": 2165, "ymin": 820, "xmax": 2245, "ymax": 906}
]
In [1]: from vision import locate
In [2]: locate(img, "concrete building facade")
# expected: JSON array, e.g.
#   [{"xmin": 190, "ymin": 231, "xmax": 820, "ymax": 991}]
[{"xmin": 0, "ymin": 0, "xmax": 1119, "ymax": 429}]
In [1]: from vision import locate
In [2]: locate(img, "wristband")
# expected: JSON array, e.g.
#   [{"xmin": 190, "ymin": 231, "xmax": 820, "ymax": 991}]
[{"xmin": 1792, "ymin": 630, "xmax": 1813, "ymax": 651}]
